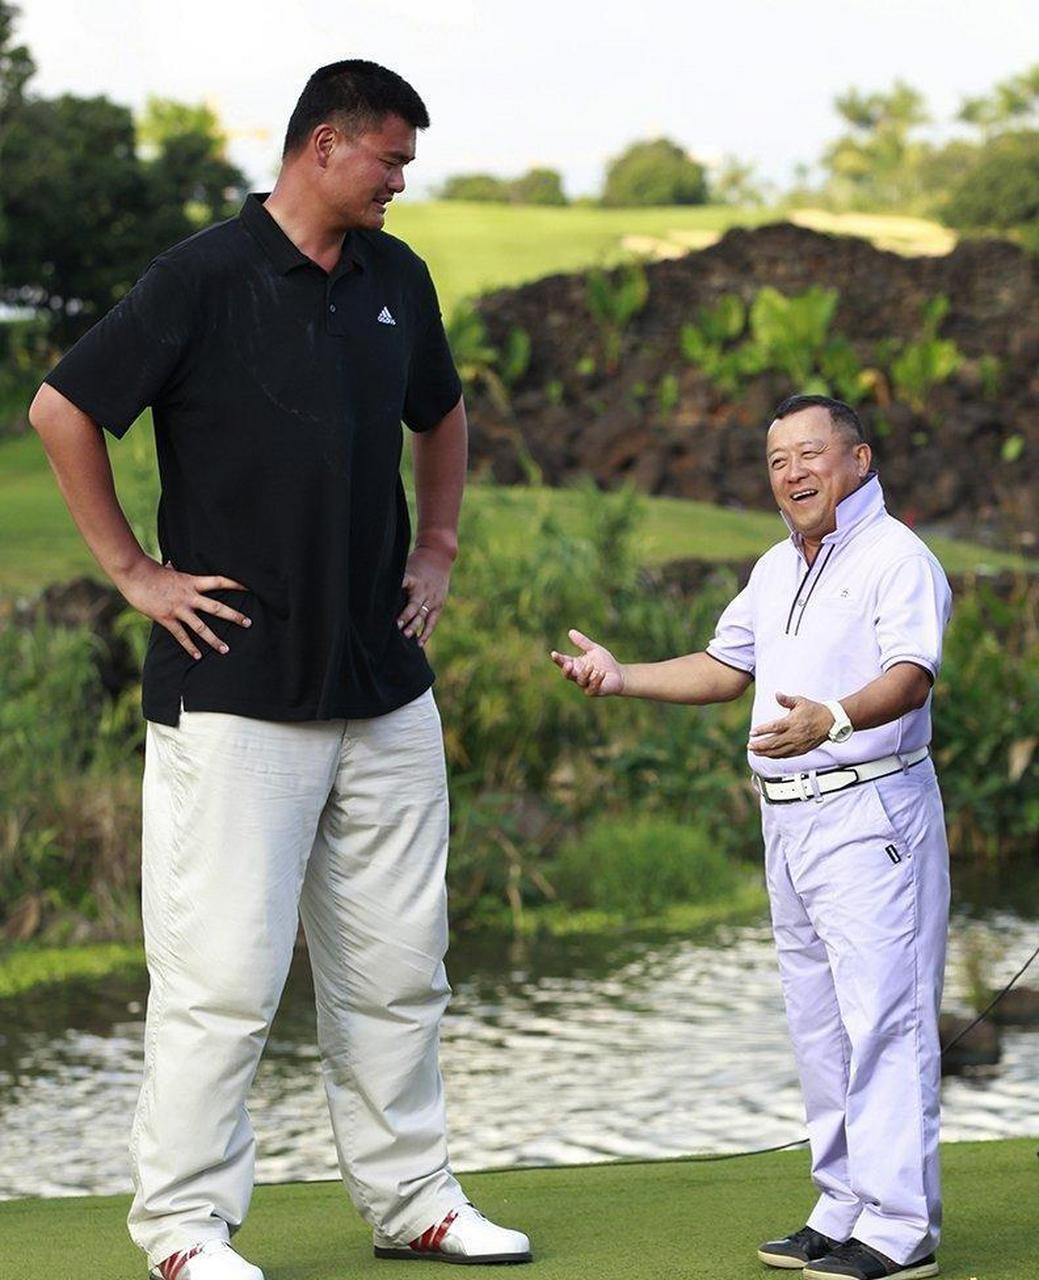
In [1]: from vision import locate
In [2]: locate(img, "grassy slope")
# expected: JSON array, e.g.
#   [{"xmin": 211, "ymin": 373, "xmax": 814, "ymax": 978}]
[
  {"xmin": 3, "ymin": 1140, "xmax": 1034, "ymax": 1278},
  {"xmin": 381, "ymin": 203, "xmax": 957, "ymax": 314},
  {"xmin": 0, "ymin": 430, "xmax": 1030, "ymax": 598},
  {"xmin": 4, "ymin": 201, "xmax": 992, "ymax": 595},
  {"xmin": 380, "ymin": 201, "xmax": 776, "ymax": 313}
]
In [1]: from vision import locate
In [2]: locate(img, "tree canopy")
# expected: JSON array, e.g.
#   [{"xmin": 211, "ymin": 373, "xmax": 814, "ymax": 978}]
[
  {"xmin": 0, "ymin": 3, "xmax": 245, "ymax": 345},
  {"xmin": 602, "ymin": 138, "xmax": 707, "ymax": 207},
  {"xmin": 439, "ymin": 167, "xmax": 567, "ymax": 206}
]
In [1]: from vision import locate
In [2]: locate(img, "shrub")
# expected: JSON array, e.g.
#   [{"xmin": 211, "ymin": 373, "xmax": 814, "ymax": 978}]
[
  {"xmin": 552, "ymin": 815, "xmax": 744, "ymax": 918},
  {"xmin": 508, "ymin": 167, "xmax": 567, "ymax": 206},
  {"xmin": 0, "ymin": 619, "xmax": 142, "ymax": 937},
  {"xmin": 933, "ymin": 580, "xmax": 1039, "ymax": 859},
  {"xmin": 0, "ymin": 314, "xmax": 52, "ymax": 438},
  {"xmin": 439, "ymin": 173, "xmax": 510, "ymax": 202}
]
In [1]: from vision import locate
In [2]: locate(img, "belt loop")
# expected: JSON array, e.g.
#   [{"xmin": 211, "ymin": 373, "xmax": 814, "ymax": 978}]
[
  {"xmin": 796, "ymin": 772, "xmax": 810, "ymax": 802},
  {"xmin": 808, "ymin": 769, "xmax": 823, "ymax": 803},
  {"xmin": 898, "ymin": 753, "xmax": 909, "ymax": 775}
]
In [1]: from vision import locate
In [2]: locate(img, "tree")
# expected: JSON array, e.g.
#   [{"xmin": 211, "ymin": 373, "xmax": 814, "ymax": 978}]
[
  {"xmin": 140, "ymin": 96, "xmax": 246, "ymax": 248},
  {"xmin": 0, "ymin": 0, "xmax": 32, "ymax": 128},
  {"xmin": 601, "ymin": 138, "xmax": 707, "ymax": 207},
  {"xmin": 1, "ymin": 93, "xmax": 154, "ymax": 343},
  {"xmin": 820, "ymin": 80, "xmax": 931, "ymax": 210},
  {"xmin": 939, "ymin": 66, "xmax": 1039, "ymax": 236},
  {"xmin": 711, "ymin": 156, "xmax": 765, "ymax": 206},
  {"xmin": 943, "ymin": 130, "xmax": 1039, "ymax": 230},
  {"xmin": 507, "ymin": 167, "xmax": 567, "ymax": 206},
  {"xmin": 0, "ymin": 0, "xmax": 246, "ymax": 346},
  {"xmin": 439, "ymin": 173, "xmax": 510, "ymax": 202},
  {"xmin": 959, "ymin": 65, "xmax": 1039, "ymax": 136}
]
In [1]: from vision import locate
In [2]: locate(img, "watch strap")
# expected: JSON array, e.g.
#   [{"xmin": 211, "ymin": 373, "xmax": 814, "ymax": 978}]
[{"xmin": 823, "ymin": 698, "xmax": 853, "ymax": 742}]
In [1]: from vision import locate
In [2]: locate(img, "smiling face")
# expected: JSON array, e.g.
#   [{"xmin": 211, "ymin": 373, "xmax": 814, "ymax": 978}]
[
  {"xmin": 316, "ymin": 112, "xmax": 416, "ymax": 231},
  {"xmin": 766, "ymin": 406, "xmax": 872, "ymax": 547}
]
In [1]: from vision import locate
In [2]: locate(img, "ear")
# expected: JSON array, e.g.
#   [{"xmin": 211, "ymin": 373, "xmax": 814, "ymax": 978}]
[
  {"xmin": 311, "ymin": 124, "xmax": 337, "ymax": 169},
  {"xmin": 854, "ymin": 441, "xmax": 872, "ymax": 478}
]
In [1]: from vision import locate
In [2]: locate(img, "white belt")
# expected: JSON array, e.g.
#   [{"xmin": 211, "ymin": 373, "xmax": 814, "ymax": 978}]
[{"xmin": 755, "ymin": 747, "xmax": 930, "ymax": 804}]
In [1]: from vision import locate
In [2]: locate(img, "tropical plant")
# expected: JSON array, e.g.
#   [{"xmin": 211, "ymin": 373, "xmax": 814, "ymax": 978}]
[
  {"xmin": 888, "ymin": 295, "xmax": 962, "ymax": 412},
  {"xmin": 679, "ymin": 287, "xmax": 872, "ymax": 403},
  {"xmin": 748, "ymin": 285, "xmax": 839, "ymax": 386},
  {"xmin": 499, "ymin": 327, "xmax": 532, "ymax": 387},
  {"xmin": 585, "ymin": 263, "xmax": 649, "ymax": 371},
  {"xmin": 656, "ymin": 372, "xmax": 680, "ymax": 415},
  {"xmin": 447, "ymin": 301, "xmax": 510, "ymax": 412}
]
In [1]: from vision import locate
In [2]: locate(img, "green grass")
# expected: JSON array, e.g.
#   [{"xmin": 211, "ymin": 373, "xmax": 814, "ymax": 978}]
[
  {"xmin": 381, "ymin": 201, "xmax": 775, "ymax": 314},
  {"xmin": 0, "ymin": 887, "xmax": 769, "ymax": 1001},
  {"xmin": 0, "ymin": 429, "xmax": 1030, "ymax": 598},
  {"xmin": 2, "ymin": 1139, "xmax": 1033, "ymax": 1278},
  {"xmin": 0, "ymin": 942, "xmax": 146, "ymax": 999}
]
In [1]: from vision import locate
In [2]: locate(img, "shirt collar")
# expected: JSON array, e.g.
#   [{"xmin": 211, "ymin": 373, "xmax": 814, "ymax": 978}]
[
  {"xmin": 783, "ymin": 471, "xmax": 886, "ymax": 553},
  {"xmin": 238, "ymin": 192, "xmax": 364, "ymax": 277}
]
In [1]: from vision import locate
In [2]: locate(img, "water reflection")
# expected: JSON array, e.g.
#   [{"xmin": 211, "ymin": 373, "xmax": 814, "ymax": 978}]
[{"xmin": 0, "ymin": 911, "xmax": 1036, "ymax": 1198}]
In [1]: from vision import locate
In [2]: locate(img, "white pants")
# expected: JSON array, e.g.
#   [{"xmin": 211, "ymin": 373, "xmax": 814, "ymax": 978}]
[
  {"xmin": 128, "ymin": 689, "xmax": 465, "ymax": 1267},
  {"xmin": 761, "ymin": 758, "xmax": 949, "ymax": 1265}
]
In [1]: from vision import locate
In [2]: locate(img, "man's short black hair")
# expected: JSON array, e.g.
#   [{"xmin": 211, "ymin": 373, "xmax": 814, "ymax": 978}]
[
  {"xmin": 772, "ymin": 393, "xmax": 866, "ymax": 444},
  {"xmin": 283, "ymin": 60, "xmax": 430, "ymax": 157}
]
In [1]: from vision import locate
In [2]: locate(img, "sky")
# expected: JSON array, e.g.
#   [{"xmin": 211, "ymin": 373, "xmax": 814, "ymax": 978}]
[{"xmin": 18, "ymin": 0, "xmax": 1038, "ymax": 198}]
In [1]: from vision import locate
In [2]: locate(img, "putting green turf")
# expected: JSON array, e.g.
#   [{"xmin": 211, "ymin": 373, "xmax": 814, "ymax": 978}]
[{"xmin": 2, "ymin": 1139, "xmax": 1034, "ymax": 1279}]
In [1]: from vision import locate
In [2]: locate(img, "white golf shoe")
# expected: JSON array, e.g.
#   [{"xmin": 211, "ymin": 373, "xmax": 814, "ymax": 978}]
[
  {"xmin": 374, "ymin": 1203, "xmax": 532, "ymax": 1264},
  {"xmin": 149, "ymin": 1240, "xmax": 264, "ymax": 1280}
]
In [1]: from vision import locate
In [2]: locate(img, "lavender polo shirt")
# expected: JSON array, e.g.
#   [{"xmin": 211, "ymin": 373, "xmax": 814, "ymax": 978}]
[{"xmin": 706, "ymin": 475, "xmax": 952, "ymax": 780}]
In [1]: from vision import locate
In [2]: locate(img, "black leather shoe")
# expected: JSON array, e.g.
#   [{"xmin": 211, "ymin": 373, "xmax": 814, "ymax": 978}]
[
  {"xmin": 803, "ymin": 1239, "xmax": 938, "ymax": 1279},
  {"xmin": 758, "ymin": 1226, "xmax": 843, "ymax": 1269}
]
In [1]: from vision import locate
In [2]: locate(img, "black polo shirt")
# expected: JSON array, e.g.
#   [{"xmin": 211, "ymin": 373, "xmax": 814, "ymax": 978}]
[{"xmin": 45, "ymin": 194, "xmax": 462, "ymax": 726}]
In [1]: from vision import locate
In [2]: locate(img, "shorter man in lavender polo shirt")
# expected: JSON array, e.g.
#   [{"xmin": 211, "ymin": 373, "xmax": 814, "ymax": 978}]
[{"xmin": 551, "ymin": 395, "xmax": 951, "ymax": 1280}]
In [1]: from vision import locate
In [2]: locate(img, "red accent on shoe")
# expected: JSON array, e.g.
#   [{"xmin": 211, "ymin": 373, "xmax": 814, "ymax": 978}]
[
  {"xmin": 409, "ymin": 1210, "xmax": 459, "ymax": 1254},
  {"xmin": 158, "ymin": 1244, "xmax": 205, "ymax": 1280},
  {"xmin": 429, "ymin": 1211, "xmax": 458, "ymax": 1251}
]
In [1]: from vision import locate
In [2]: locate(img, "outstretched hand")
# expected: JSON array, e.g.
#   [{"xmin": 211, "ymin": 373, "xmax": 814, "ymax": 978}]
[
  {"xmin": 550, "ymin": 629, "xmax": 625, "ymax": 697},
  {"xmin": 749, "ymin": 692, "xmax": 834, "ymax": 758}
]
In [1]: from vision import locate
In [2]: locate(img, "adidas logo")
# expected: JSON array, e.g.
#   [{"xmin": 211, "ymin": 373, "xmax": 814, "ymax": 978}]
[{"xmin": 377, "ymin": 306, "xmax": 396, "ymax": 326}]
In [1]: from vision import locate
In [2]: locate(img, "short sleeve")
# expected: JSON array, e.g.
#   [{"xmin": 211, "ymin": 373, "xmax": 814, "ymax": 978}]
[
  {"xmin": 44, "ymin": 259, "xmax": 195, "ymax": 438},
  {"xmin": 875, "ymin": 554, "xmax": 952, "ymax": 679},
  {"xmin": 402, "ymin": 262, "xmax": 462, "ymax": 433},
  {"xmin": 706, "ymin": 578, "xmax": 757, "ymax": 676}
]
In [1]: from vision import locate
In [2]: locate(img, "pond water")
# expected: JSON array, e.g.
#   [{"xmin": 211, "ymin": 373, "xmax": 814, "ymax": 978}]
[{"xmin": 0, "ymin": 909, "xmax": 1036, "ymax": 1200}]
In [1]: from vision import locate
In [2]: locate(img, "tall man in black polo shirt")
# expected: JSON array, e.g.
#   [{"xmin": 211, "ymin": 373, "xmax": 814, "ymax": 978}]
[{"xmin": 30, "ymin": 61, "xmax": 530, "ymax": 1280}]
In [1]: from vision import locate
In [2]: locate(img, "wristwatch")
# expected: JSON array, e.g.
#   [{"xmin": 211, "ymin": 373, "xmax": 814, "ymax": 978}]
[{"xmin": 823, "ymin": 699, "xmax": 853, "ymax": 743}]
